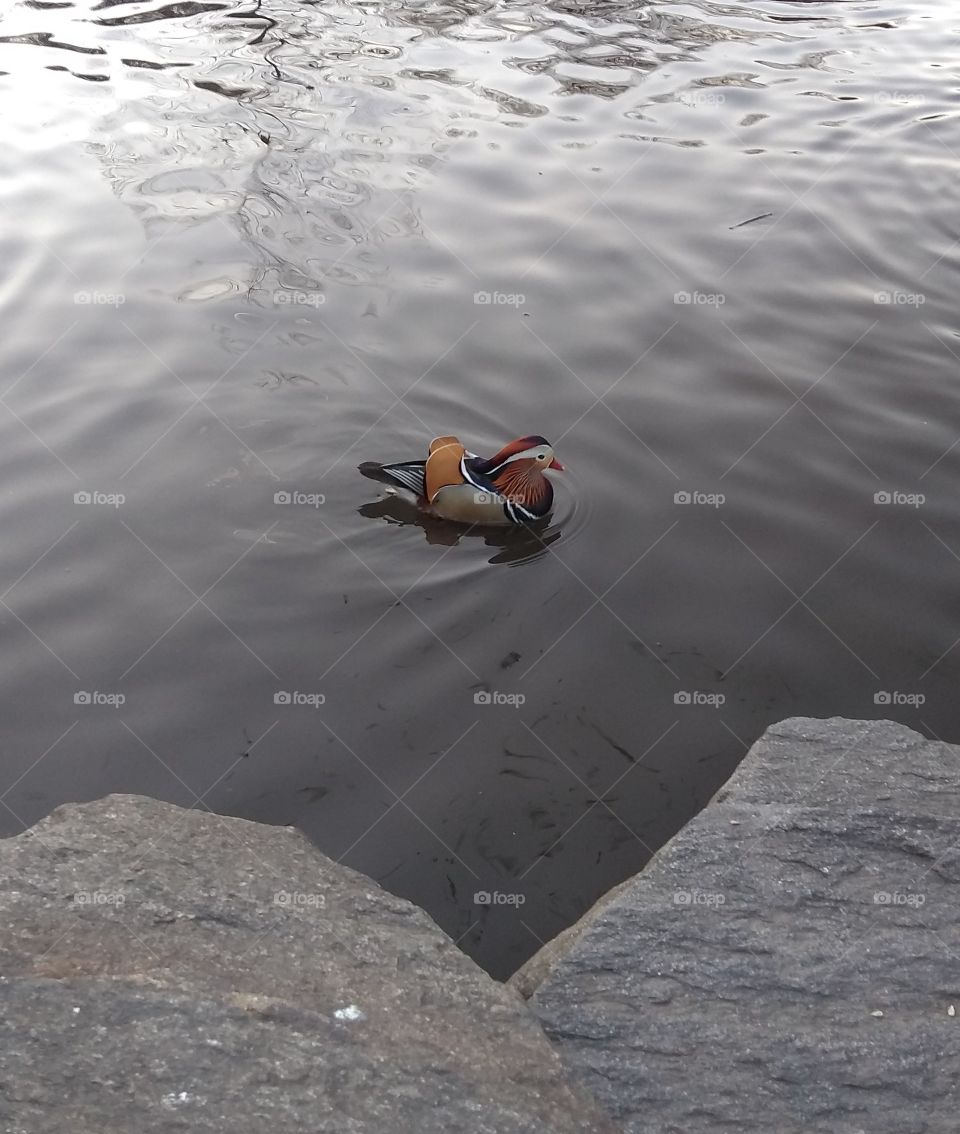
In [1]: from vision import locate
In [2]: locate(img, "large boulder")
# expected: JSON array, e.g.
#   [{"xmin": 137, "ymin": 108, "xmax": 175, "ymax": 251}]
[
  {"xmin": 515, "ymin": 717, "xmax": 960, "ymax": 1134},
  {"xmin": 0, "ymin": 794, "xmax": 614, "ymax": 1134}
]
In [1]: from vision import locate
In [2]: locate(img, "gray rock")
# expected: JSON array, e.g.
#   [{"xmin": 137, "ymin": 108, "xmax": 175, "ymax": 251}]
[
  {"xmin": 0, "ymin": 795, "xmax": 614, "ymax": 1134},
  {"xmin": 519, "ymin": 717, "xmax": 960, "ymax": 1134}
]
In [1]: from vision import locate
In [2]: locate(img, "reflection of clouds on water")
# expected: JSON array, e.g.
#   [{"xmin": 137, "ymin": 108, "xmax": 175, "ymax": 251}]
[
  {"xmin": 80, "ymin": 1, "xmax": 487, "ymax": 304},
  {"xmin": 389, "ymin": 0, "xmax": 808, "ymax": 98},
  {"xmin": 3, "ymin": 0, "xmax": 804, "ymax": 307}
]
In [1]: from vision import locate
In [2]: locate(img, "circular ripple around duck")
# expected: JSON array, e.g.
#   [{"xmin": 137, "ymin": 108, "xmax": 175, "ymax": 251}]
[{"xmin": 483, "ymin": 464, "xmax": 592, "ymax": 568}]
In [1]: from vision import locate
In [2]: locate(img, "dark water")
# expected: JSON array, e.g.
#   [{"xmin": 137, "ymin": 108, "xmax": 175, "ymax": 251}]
[{"xmin": 2, "ymin": 0, "xmax": 958, "ymax": 978}]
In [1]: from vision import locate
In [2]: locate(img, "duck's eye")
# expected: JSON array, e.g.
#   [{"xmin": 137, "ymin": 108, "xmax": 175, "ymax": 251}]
[{"xmin": 537, "ymin": 453, "xmax": 546, "ymax": 460}]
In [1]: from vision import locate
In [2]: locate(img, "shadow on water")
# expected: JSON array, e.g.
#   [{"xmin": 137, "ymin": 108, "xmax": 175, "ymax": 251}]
[{"xmin": 358, "ymin": 495, "xmax": 563, "ymax": 566}]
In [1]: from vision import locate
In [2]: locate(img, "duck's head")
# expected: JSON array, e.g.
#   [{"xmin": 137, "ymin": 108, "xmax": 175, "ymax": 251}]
[
  {"xmin": 485, "ymin": 435, "xmax": 565, "ymax": 473},
  {"xmin": 479, "ymin": 435, "xmax": 564, "ymax": 517}
]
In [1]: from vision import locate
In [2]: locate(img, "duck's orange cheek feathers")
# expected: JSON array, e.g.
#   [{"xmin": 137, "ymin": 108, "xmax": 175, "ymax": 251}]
[{"xmin": 493, "ymin": 465, "xmax": 551, "ymax": 511}]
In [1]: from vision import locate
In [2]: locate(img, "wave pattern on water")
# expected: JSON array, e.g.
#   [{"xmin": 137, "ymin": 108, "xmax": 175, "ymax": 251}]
[{"xmin": 0, "ymin": 0, "xmax": 958, "ymax": 977}]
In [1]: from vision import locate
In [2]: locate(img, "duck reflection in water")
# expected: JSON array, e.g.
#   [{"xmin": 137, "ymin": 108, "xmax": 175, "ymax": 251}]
[{"xmin": 357, "ymin": 494, "xmax": 562, "ymax": 566}]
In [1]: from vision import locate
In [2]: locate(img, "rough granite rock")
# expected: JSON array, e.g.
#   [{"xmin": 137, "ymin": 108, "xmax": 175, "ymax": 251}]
[
  {"xmin": 517, "ymin": 717, "xmax": 960, "ymax": 1134},
  {"xmin": 0, "ymin": 795, "xmax": 615, "ymax": 1134}
]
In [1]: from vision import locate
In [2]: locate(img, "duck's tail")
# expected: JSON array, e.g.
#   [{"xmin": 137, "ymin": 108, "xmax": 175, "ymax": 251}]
[{"xmin": 358, "ymin": 460, "xmax": 426, "ymax": 499}]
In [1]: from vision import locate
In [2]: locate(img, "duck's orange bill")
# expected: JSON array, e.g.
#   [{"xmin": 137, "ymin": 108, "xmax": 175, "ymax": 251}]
[{"xmin": 548, "ymin": 458, "xmax": 565, "ymax": 471}]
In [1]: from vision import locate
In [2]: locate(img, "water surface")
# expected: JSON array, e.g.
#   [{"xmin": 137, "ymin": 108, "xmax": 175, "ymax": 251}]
[{"xmin": 2, "ymin": 0, "xmax": 959, "ymax": 977}]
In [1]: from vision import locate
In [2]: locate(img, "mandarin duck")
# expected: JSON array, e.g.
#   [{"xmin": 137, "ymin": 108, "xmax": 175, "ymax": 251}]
[{"xmin": 359, "ymin": 434, "xmax": 564, "ymax": 526}]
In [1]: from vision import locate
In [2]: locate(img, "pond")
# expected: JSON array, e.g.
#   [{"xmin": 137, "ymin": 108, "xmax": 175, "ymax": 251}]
[{"xmin": 1, "ymin": 0, "xmax": 957, "ymax": 978}]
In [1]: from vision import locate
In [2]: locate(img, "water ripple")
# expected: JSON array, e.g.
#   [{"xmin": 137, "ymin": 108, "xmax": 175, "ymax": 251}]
[{"xmin": 2, "ymin": 0, "xmax": 958, "ymax": 981}]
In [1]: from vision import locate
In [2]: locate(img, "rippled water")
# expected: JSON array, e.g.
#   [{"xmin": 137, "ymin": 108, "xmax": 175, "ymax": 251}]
[{"xmin": 2, "ymin": 0, "xmax": 959, "ymax": 977}]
